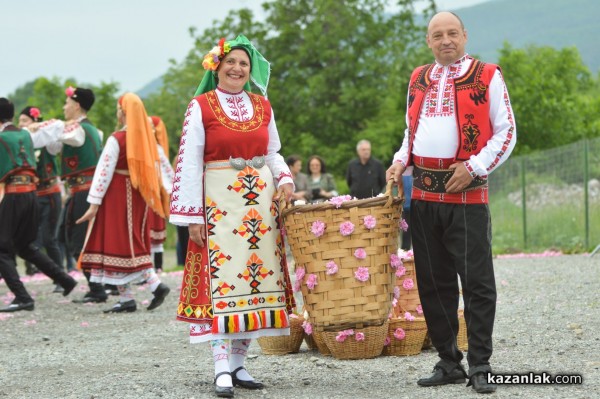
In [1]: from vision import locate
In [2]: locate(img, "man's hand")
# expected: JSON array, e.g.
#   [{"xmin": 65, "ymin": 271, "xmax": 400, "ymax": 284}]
[
  {"xmin": 189, "ymin": 223, "xmax": 207, "ymax": 247},
  {"xmin": 76, "ymin": 204, "xmax": 99, "ymax": 224},
  {"xmin": 445, "ymin": 162, "xmax": 474, "ymax": 193},
  {"xmin": 274, "ymin": 183, "xmax": 294, "ymax": 204},
  {"xmin": 386, "ymin": 162, "xmax": 405, "ymax": 191}
]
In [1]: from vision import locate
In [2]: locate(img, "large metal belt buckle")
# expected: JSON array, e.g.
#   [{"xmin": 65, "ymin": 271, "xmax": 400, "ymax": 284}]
[{"xmin": 229, "ymin": 155, "xmax": 265, "ymax": 170}]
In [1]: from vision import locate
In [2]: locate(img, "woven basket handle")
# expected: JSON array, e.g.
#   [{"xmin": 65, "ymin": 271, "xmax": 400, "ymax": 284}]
[{"xmin": 384, "ymin": 179, "xmax": 404, "ymax": 208}]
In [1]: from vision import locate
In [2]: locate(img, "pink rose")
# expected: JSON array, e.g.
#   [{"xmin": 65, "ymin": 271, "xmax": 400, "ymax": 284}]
[
  {"xmin": 403, "ymin": 278, "xmax": 414, "ymax": 290},
  {"xmin": 65, "ymin": 86, "xmax": 75, "ymax": 97},
  {"xmin": 302, "ymin": 320, "xmax": 313, "ymax": 335},
  {"xmin": 330, "ymin": 195, "xmax": 352, "ymax": 208},
  {"xmin": 325, "ymin": 261, "xmax": 339, "ymax": 275},
  {"xmin": 29, "ymin": 107, "xmax": 41, "ymax": 119},
  {"xmin": 354, "ymin": 267, "xmax": 369, "ymax": 282},
  {"xmin": 393, "ymin": 286, "xmax": 401, "ymax": 299},
  {"xmin": 306, "ymin": 274, "xmax": 318, "ymax": 290},
  {"xmin": 400, "ymin": 218, "xmax": 409, "ymax": 232},
  {"xmin": 335, "ymin": 331, "xmax": 348, "ymax": 343},
  {"xmin": 384, "ymin": 336, "xmax": 391, "ymax": 346},
  {"xmin": 392, "ymin": 298, "xmax": 398, "ymax": 307},
  {"xmin": 363, "ymin": 215, "xmax": 377, "ymax": 229},
  {"xmin": 354, "ymin": 248, "xmax": 367, "ymax": 260},
  {"xmin": 390, "ymin": 254, "xmax": 403, "ymax": 268},
  {"xmin": 311, "ymin": 220, "xmax": 326, "ymax": 237},
  {"xmin": 295, "ymin": 267, "xmax": 305, "ymax": 281},
  {"xmin": 355, "ymin": 332, "xmax": 365, "ymax": 341},
  {"xmin": 404, "ymin": 311, "xmax": 415, "ymax": 321},
  {"xmin": 406, "ymin": 249, "xmax": 414, "ymax": 258},
  {"xmin": 394, "ymin": 327, "xmax": 406, "ymax": 340},
  {"xmin": 293, "ymin": 280, "xmax": 301, "ymax": 293},
  {"xmin": 416, "ymin": 304, "xmax": 423, "ymax": 315},
  {"xmin": 395, "ymin": 266, "xmax": 406, "ymax": 278},
  {"xmin": 339, "ymin": 221, "xmax": 355, "ymax": 236}
]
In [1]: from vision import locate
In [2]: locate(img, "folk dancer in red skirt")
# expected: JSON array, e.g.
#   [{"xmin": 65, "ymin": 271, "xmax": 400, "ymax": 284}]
[
  {"xmin": 148, "ymin": 116, "xmax": 174, "ymax": 273},
  {"xmin": 0, "ymin": 98, "xmax": 77, "ymax": 312},
  {"xmin": 76, "ymin": 93, "xmax": 170, "ymax": 313},
  {"xmin": 169, "ymin": 35, "xmax": 295, "ymax": 397}
]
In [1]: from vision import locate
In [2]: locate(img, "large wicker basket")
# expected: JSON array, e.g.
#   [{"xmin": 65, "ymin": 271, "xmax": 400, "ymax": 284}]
[
  {"xmin": 257, "ymin": 316, "xmax": 304, "ymax": 355},
  {"xmin": 283, "ymin": 182, "xmax": 403, "ymax": 330},
  {"xmin": 321, "ymin": 321, "xmax": 389, "ymax": 360},
  {"xmin": 383, "ymin": 316, "xmax": 428, "ymax": 356}
]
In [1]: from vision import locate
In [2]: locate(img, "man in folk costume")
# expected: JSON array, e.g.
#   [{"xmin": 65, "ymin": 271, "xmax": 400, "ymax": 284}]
[
  {"xmin": 170, "ymin": 35, "xmax": 295, "ymax": 397},
  {"xmin": 148, "ymin": 116, "xmax": 174, "ymax": 273},
  {"xmin": 387, "ymin": 12, "xmax": 516, "ymax": 394},
  {"xmin": 76, "ymin": 93, "xmax": 171, "ymax": 313},
  {"xmin": 30, "ymin": 87, "xmax": 108, "ymax": 303},
  {"xmin": 0, "ymin": 98, "xmax": 78, "ymax": 312},
  {"xmin": 19, "ymin": 106, "xmax": 65, "ymax": 292}
]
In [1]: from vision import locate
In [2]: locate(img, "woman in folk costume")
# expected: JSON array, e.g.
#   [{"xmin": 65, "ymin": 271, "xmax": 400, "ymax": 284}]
[
  {"xmin": 76, "ymin": 93, "xmax": 171, "ymax": 313},
  {"xmin": 148, "ymin": 116, "xmax": 174, "ymax": 273},
  {"xmin": 169, "ymin": 35, "xmax": 295, "ymax": 398}
]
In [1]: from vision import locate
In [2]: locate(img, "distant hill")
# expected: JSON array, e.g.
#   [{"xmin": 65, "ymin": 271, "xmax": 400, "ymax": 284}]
[
  {"xmin": 457, "ymin": 0, "xmax": 600, "ymax": 72},
  {"xmin": 136, "ymin": 0, "xmax": 600, "ymax": 96}
]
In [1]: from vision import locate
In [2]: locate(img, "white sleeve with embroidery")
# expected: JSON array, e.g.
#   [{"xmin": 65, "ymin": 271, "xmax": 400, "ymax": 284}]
[
  {"xmin": 28, "ymin": 119, "xmax": 65, "ymax": 149},
  {"xmin": 169, "ymin": 99, "xmax": 206, "ymax": 226},
  {"xmin": 157, "ymin": 144, "xmax": 175, "ymax": 194},
  {"xmin": 87, "ymin": 135, "xmax": 119, "ymax": 205},
  {"xmin": 265, "ymin": 108, "xmax": 294, "ymax": 188},
  {"xmin": 392, "ymin": 92, "xmax": 411, "ymax": 168},
  {"xmin": 466, "ymin": 69, "xmax": 517, "ymax": 177},
  {"xmin": 60, "ymin": 122, "xmax": 86, "ymax": 147}
]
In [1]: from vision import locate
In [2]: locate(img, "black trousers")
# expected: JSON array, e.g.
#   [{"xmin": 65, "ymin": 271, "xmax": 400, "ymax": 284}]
[
  {"xmin": 0, "ymin": 192, "xmax": 72, "ymax": 303},
  {"xmin": 411, "ymin": 200, "xmax": 496, "ymax": 373},
  {"xmin": 64, "ymin": 190, "xmax": 90, "ymax": 259}
]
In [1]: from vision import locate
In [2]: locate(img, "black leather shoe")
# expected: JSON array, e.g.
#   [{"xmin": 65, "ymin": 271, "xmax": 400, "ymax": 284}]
[
  {"xmin": 61, "ymin": 278, "xmax": 78, "ymax": 297},
  {"xmin": 103, "ymin": 300, "xmax": 137, "ymax": 313},
  {"xmin": 232, "ymin": 366, "xmax": 264, "ymax": 390},
  {"xmin": 214, "ymin": 371, "xmax": 234, "ymax": 398},
  {"xmin": 417, "ymin": 365, "xmax": 466, "ymax": 386},
  {"xmin": 0, "ymin": 300, "xmax": 35, "ymax": 312},
  {"xmin": 72, "ymin": 293, "xmax": 108, "ymax": 303},
  {"xmin": 147, "ymin": 283, "xmax": 170, "ymax": 310},
  {"xmin": 468, "ymin": 372, "xmax": 497, "ymax": 393}
]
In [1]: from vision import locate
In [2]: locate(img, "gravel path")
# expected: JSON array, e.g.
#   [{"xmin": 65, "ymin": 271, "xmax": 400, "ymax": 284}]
[{"xmin": 0, "ymin": 253, "xmax": 597, "ymax": 399}]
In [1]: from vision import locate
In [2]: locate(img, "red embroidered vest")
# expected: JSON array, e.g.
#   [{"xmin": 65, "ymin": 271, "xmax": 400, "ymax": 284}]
[
  {"xmin": 405, "ymin": 59, "xmax": 499, "ymax": 166},
  {"xmin": 195, "ymin": 91, "xmax": 272, "ymax": 162}
]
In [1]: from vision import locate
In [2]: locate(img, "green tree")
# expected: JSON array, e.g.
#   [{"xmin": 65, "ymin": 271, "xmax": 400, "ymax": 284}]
[{"xmin": 498, "ymin": 43, "xmax": 595, "ymax": 154}]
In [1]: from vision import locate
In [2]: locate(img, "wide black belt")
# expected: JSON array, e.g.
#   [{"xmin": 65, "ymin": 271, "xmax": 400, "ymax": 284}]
[
  {"xmin": 37, "ymin": 176, "xmax": 59, "ymax": 190},
  {"xmin": 7, "ymin": 174, "xmax": 35, "ymax": 185},
  {"xmin": 413, "ymin": 165, "xmax": 487, "ymax": 193},
  {"xmin": 67, "ymin": 175, "xmax": 94, "ymax": 186}
]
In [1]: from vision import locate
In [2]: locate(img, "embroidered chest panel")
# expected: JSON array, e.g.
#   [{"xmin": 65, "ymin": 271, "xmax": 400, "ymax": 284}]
[{"xmin": 205, "ymin": 91, "xmax": 265, "ymax": 132}]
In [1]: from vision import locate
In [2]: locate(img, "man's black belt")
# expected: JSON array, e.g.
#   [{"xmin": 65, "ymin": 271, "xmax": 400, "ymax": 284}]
[
  {"xmin": 7, "ymin": 174, "xmax": 34, "ymax": 185},
  {"xmin": 66, "ymin": 175, "xmax": 94, "ymax": 186},
  {"xmin": 413, "ymin": 165, "xmax": 487, "ymax": 194},
  {"xmin": 37, "ymin": 177, "xmax": 58, "ymax": 190}
]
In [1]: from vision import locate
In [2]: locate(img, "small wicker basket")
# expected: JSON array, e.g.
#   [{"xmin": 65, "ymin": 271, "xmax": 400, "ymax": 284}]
[
  {"xmin": 311, "ymin": 330, "xmax": 331, "ymax": 356},
  {"xmin": 321, "ymin": 321, "xmax": 388, "ymax": 360},
  {"xmin": 383, "ymin": 316, "xmax": 428, "ymax": 356},
  {"xmin": 457, "ymin": 309, "xmax": 468, "ymax": 351},
  {"xmin": 257, "ymin": 316, "xmax": 304, "ymax": 355},
  {"xmin": 393, "ymin": 256, "xmax": 421, "ymax": 316}
]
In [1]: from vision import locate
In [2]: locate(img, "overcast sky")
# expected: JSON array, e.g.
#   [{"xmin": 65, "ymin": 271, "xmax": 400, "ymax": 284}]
[{"xmin": 1, "ymin": 0, "xmax": 491, "ymax": 96}]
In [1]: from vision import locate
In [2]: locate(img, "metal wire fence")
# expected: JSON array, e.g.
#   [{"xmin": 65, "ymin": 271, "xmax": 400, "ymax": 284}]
[{"xmin": 489, "ymin": 137, "xmax": 600, "ymax": 254}]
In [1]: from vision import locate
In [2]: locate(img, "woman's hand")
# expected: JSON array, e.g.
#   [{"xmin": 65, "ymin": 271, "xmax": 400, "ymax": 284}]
[
  {"xmin": 76, "ymin": 204, "xmax": 99, "ymax": 224},
  {"xmin": 189, "ymin": 223, "xmax": 207, "ymax": 247},
  {"xmin": 275, "ymin": 183, "xmax": 294, "ymax": 204}
]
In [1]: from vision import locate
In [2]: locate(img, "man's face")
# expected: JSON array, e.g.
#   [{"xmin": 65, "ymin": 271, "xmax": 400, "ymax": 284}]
[
  {"xmin": 357, "ymin": 143, "xmax": 371, "ymax": 162},
  {"xmin": 426, "ymin": 13, "xmax": 467, "ymax": 66},
  {"xmin": 63, "ymin": 97, "xmax": 79, "ymax": 120}
]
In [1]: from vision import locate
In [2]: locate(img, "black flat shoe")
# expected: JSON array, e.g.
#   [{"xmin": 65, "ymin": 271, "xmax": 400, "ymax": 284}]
[
  {"xmin": 214, "ymin": 371, "xmax": 234, "ymax": 398},
  {"xmin": 147, "ymin": 283, "xmax": 170, "ymax": 310},
  {"xmin": 231, "ymin": 366, "xmax": 264, "ymax": 390},
  {"xmin": 72, "ymin": 292, "xmax": 108, "ymax": 303},
  {"xmin": 468, "ymin": 372, "xmax": 497, "ymax": 393},
  {"xmin": 417, "ymin": 365, "xmax": 466, "ymax": 386},
  {"xmin": 0, "ymin": 300, "xmax": 35, "ymax": 312},
  {"xmin": 61, "ymin": 278, "xmax": 78, "ymax": 297},
  {"xmin": 103, "ymin": 300, "xmax": 137, "ymax": 313}
]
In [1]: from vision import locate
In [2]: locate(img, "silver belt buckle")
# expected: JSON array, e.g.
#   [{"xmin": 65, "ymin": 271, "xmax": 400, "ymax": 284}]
[{"xmin": 229, "ymin": 156, "xmax": 265, "ymax": 170}]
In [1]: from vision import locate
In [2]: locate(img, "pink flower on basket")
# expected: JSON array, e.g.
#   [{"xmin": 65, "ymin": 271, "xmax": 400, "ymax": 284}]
[
  {"xmin": 355, "ymin": 332, "xmax": 365, "ymax": 341},
  {"xmin": 292, "ymin": 280, "xmax": 301, "ymax": 293},
  {"xmin": 295, "ymin": 267, "xmax": 305, "ymax": 281},
  {"xmin": 395, "ymin": 266, "xmax": 406, "ymax": 278},
  {"xmin": 384, "ymin": 336, "xmax": 391, "ymax": 346},
  {"xmin": 392, "ymin": 298, "xmax": 398, "ymax": 307},
  {"xmin": 416, "ymin": 304, "xmax": 423, "ymax": 315},
  {"xmin": 306, "ymin": 274, "xmax": 318, "ymax": 290},
  {"xmin": 339, "ymin": 221, "xmax": 355, "ymax": 236},
  {"xmin": 330, "ymin": 194, "xmax": 352, "ymax": 208},
  {"xmin": 390, "ymin": 254, "xmax": 403, "ymax": 268},
  {"xmin": 393, "ymin": 286, "xmax": 400, "ymax": 299},
  {"xmin": 404, "ymin": 311, "xmax": 415, "ymax": 322},
  {"xmin": 400, "ymin": 218, "xmax": 409, "ymax": 232},
  {"xmin": 302, "ymin": 320, "xmax": 313, "ymax": 335},
  {"xmin": 311, "ymin": 220, "xmax": 326, "ymax": 237},
  {"xmin": 363, "ymin": 215, "xmax": 377, "ymax": 229},
  {"xmin": 325, "ymin": 260, "xmax": 339, "ymax": 275},
  {"xmin": 335, "ymin": 332, "xmax": 348, "ymax": 343},
  {"xmin": 354, "ymin": 267, "xmax": 369, "ymax": 282},
  {"xmin": 406, "ymin": 249, "xmax": 414, "ymax": 258},
  {"xmin": 403, "ymin": 278, "xmax": 414, "ymax": 290},
  {"xmin": 354, "ymin": 248, "xmax": 367, "ymax": 260},
  {"xmin": 394, "ymin": 327, "xmax": 406, "ymax": 340}
]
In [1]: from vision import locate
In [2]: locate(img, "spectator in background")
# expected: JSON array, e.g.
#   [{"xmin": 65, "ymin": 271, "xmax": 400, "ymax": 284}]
[
  {"xmin": 346, "ymin": 139, "xmax": 386, "ymax": 199},
  {"xmin": 286, "ymin": 155, "xmax": 311, "ymax": 204},
  {"xmin": 306, "ymin": 155, "xmax": 337, "ymax": 203}
]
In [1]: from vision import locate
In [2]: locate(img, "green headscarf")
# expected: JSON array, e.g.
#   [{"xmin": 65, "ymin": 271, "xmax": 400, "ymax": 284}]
[{"xmin": 194, "ymin": 34, "xmax": 271, "ymax": 97}]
